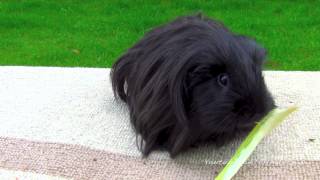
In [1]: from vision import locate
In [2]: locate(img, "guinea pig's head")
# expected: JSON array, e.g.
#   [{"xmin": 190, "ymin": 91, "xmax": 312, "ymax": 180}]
[{"xmin": 184, "ymin": 34, "xmax": 275, "ymax": 148}]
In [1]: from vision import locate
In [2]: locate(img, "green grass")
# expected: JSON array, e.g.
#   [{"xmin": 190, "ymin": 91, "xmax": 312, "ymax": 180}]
[{"xmin": 0, "ymin": 0, "xmax": 319, "ymax": 70}]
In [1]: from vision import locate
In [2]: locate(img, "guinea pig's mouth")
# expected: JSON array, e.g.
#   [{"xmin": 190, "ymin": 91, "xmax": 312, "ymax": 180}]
[
  {"xmin": 233, "ymin": 98, "xmax": 276, "ymax": 131},
  {"xmin": 235, "ymin": 112, "xmax": 267, "ymax": 131}
]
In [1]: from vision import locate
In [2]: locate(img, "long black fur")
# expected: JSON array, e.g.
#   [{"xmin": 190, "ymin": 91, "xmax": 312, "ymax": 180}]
[{"xmin": 111, "ymin": 14, "xmax": 275, "ymax": 157}]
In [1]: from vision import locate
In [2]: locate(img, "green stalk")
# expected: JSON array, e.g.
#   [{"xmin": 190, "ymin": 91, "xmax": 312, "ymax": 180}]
[{"xmin": 215, "ymin": 106, "xmax": 298, "ymax": 180}]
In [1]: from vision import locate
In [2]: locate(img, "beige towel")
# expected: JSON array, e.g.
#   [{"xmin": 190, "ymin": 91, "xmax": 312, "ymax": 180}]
[{"xmin": 0, "ymin": 66, "xmax": 319, "ymax": 179}]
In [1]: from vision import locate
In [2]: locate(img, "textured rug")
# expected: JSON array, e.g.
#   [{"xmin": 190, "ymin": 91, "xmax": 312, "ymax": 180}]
[{"xmin": 0, "ymin": 66, "xmax": 319, "ymax": 180}]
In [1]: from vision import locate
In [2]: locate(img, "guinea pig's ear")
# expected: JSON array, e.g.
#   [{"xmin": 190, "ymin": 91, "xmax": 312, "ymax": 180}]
[{"xmin": 235, "ymin": 35, "xmax": 267, "ymax": 66}]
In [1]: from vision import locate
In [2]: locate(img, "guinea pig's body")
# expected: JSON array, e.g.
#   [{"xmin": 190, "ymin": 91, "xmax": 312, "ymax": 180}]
[{"xmin": 111, "ymin": 14, "xmax": 275, "ymax": 157}]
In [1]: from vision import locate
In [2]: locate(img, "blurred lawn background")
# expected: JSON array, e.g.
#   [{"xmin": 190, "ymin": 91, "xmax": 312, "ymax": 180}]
[{"xmin": 0, "ymin": 0, "xmax": 319, "ymax": 70}]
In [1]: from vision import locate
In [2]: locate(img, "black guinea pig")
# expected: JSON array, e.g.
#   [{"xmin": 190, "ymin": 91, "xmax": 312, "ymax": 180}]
[{"xmin": 111, "ymin": 14, "xmax": 275, "ymax": 157}]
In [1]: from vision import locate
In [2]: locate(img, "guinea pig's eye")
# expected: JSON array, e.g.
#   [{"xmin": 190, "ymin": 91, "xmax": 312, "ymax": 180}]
[{"xmin": 217, "ymin": 73, "xmax": 229, "ymax": 87}]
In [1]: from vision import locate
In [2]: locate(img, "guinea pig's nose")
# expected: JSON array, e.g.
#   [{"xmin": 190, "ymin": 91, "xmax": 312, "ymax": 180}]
[{"xmin": 233, "ymin": 100, "xmax": 254, "ymax": 115}]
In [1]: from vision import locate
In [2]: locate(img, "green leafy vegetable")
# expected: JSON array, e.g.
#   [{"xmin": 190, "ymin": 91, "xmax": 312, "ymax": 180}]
[{"xmin": 215, "ymin": 106, "xmax": 298, "ymax": 180}]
